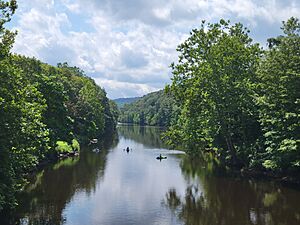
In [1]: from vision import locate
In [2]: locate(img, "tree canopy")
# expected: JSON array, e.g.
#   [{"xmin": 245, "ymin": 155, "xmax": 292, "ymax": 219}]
[
  {"xmin": 119, "ymin": 90, "xmax": 179, "ymax": 127},
  {"xmin": 165, "ymin": 18, "xmax": 299, "ymax": 172}
]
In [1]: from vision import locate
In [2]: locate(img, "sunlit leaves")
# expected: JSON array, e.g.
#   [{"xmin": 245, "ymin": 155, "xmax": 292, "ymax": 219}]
[
  {"xmin": 167, "ymin": 20, "xmax": 262, "ymax": 165},
  {"xmin": 257, "ymin": 17, "xmax": 300, "ymax": 170},
  {"xmin": 167, "ymin": 17, "xmax": 299, "ymax": 172}
]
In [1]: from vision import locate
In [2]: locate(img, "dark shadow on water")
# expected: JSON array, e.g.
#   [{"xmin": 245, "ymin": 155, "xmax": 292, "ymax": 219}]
[{"xmin": 163, "ymin": 155, "xmax": 300, "ymax": 225}]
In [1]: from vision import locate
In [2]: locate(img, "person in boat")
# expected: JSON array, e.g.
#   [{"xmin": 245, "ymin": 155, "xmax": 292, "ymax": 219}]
[
  {"xmin": 156, "ymin": 154, "xmax": 167, "ymax": 160},
  {"xmin": 126, "ymin": 147, "xmax": 130, "ymax": 153},
  {"xmin": 157, "ymin": 154, "xmax": 162, "ymax": 160},
  {"xmin": 89, "ymin": 138, "xmax": 98, "ymax": 145}
]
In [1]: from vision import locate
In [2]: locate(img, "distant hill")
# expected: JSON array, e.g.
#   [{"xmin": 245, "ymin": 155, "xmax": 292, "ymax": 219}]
[
  {"xmin": 118, "ymin": 90, "xmax": 179, "ymax": 127},
  {"xmin": 113, "ymin": 97, "xmax": 140, "ymax": 108}
]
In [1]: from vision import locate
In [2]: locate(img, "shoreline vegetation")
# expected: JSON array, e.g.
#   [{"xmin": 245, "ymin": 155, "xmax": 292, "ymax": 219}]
[
  {"xmin": 0, "ymin": 1, "xmax": 118, "ymax": 211},
  {"xmin": 119, "ymin": 19, "xmax": 299, "ymax": 184}
]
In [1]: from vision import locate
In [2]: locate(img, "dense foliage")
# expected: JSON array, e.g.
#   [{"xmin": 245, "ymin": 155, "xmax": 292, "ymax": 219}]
[
  {"xmin": 0, "ymin": 1, "xmax": 117, "ymax": 211},
  {"xmin": 119, "ymin": 90, "xmax": 179, "ymax": 127},
  {"xmin": 256, "ymin": 18, "xmax": 300, "ymax": 170},
  {"xmin": 166, "ymin": 18, "xmax": 300, "ymax": 172}
]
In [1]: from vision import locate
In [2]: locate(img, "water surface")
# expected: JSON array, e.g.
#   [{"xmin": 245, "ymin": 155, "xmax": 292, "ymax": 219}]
[{"xmin": 1, "ymin": 125, "xmax": 300, "ymax": 225}]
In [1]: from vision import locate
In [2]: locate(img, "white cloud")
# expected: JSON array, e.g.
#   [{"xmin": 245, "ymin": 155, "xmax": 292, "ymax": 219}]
[
  {"xmin": 94, "ymin": 78, "xmax": 160, "ymax": 99},
  {"xmin": 61, "ymin": 0, "xmax": 81, "ymax": 13},
  {"xmin": 10, "ymin": 0, "xmax": 300, "ymax": 98},
  {"xmin": 13, "ymin": 8, "xmax": 70, "ymax": 58}
]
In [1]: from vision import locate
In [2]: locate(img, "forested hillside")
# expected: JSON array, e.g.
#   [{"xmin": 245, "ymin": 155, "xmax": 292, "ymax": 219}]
[
  {"xmin": 113, "ymin": 97, "xmax": 140, "ymax": 108},
  {"xmin": 165, "ymin": 18, "xmax": 300, "ymax": 173},
  {"xmin": 0, "ymin": 1, "xmax": 118, "ymax": 211},
  {"xmin": 118, "ymin": 90, "xmax": 179, "ymax": 127}
]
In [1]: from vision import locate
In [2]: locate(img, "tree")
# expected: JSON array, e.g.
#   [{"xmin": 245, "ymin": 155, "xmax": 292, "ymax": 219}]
[
  {"xmin": 0, "ymin": 0, "xmax": 17, "ymax": 58},
  {"xmin": 118, "ymin": 90, "xmax": 178, "ymax": 127},
  {"xmin": 57, "ymin": 63, "xmax": 110, "ymax": 142},
  {"xmin": 0, "ymin": 0, "xmax": 51, "ymax": 210},
  {"xmin": 166, "ymin": 20, "xmax": 262, "ymax": 166},
  {"xmin": 12, "ymin": 55, "xmax": 73, "ymax": 147},
  {"xmin": 257, "ymin": 17, "xmax": 300, "ymax": 171}
]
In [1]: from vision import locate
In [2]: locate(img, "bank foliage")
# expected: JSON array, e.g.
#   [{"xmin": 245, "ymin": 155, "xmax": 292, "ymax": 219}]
[
  {"xmin": 0, "ymin": 0, "xmax": 118, "ymax": 211},
  {"xmin": 165, "ymin": 19, "xmax": 299, "ymax": 173}
]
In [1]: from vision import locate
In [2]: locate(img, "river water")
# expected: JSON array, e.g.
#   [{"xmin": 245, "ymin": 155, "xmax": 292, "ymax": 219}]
[{"xmin": 1, "ymin": 125, "xmax": 300, "ymax": 225}]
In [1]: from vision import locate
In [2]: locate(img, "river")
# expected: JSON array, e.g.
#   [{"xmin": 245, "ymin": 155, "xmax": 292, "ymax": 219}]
[{"xmin": 1, "ymin": 125, "xmax": 300, "ymax": 225}]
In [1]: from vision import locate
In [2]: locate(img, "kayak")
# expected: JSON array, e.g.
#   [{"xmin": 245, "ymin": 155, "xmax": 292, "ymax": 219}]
[{"xmin": 156, "ymin": 156, "xmax": 167, "ymax": 160}]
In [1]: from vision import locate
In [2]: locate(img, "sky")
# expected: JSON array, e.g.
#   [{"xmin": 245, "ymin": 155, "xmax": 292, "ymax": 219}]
[{"xmin": 8, "ymin": 0, "xmax": 300, "ymax": 99}]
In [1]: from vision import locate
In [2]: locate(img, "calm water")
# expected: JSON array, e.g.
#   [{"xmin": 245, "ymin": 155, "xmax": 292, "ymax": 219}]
[{"xmin": 1, "ymin": 125, "xmax": 300, "ymax": 225}]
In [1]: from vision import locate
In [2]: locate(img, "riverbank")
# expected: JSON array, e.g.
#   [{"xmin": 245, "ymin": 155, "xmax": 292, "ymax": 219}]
[
  {"xmin": 185, "ymin": 152, "xmax": 300, "ymax": 188},
  {"xmin": 238, "ymin": 168, "xmax": 300, "ymax": 187},
  {"xmin": 197, "ymin": 153, "xmax": 300, "ymax": 187}
]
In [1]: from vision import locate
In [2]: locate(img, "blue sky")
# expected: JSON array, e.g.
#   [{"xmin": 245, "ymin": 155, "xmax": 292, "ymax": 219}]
[{"xmin": 9, "ymin": 0, "xmax": 300, "ymax": 99}]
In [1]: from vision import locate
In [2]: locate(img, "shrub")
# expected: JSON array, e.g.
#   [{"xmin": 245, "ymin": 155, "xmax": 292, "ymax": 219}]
[
  {"xmin": 55, "ymin": 141, "xmax": 72, "ymax": 153},
  {"xmin": 72, "ymin": 139, "xmax": 80, "ymax": 152}
]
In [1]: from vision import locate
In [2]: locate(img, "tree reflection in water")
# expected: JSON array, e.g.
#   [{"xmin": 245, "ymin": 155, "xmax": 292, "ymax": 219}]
[
  {"xmin": 163, "ymin": 156, "xmax": 300, "ymax": 225},
  {"xmin": 1, "ymin": 133, "xmax": 119, "ymax": 225},
  {"xmin": 118, "ymin": 124, "xmax": 169, "ymax": 149}
]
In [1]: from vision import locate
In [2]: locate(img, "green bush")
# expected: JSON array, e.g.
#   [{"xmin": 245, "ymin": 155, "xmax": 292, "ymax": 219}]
[
  {"xmin": 55, "ymin": 141, "xmax": 73, "ymax": 153},
  {"xmin": 72, "ymin": 139, "xmax": 80, "ymax": 152}
]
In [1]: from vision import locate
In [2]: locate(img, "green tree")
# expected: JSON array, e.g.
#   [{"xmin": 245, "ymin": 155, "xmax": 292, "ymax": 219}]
[
  {"xmin": 12, "ymin": 55, "xmax": 73, "ymax": 147},
  {"xmin": 166, "ymin": 20, "xmax": 262, "ymax": 166},
  {"xmin": 119, "ymin": 90, "xmax": 178, "ymax": 127},
  {"xmin": 0, "ymin": 0, "xmax": 50, "ymax": 210},
  {"xmin": 257, "ymin": 17, "xmax": 300, "ymax": 171},
  {"xmin": 0, "ymin": 0, "xmax": 17, "ymax": 57},
  {"xmin": 57, "ymin": 63, "xmax": 111, "ymax": 142}
]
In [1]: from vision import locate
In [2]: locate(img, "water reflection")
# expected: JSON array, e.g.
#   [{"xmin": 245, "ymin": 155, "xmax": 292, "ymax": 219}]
[
  {"xmin": 118, "ymin": 124, "xmax": 169, "ymax": 149},
  {"xmin": 1, "ymin": 134, "xmax": 118, "ymax": 225},
  {"xmin": 163, "ymin": 156, "xmax": 300, "ymax": 225},
  {"xmin": 1, "ymin": 126, "xmax": 300, "ymax": 225},
  {"xmin": 60, "ymin": 135, "xmax": 185, "ymax": 225}
]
